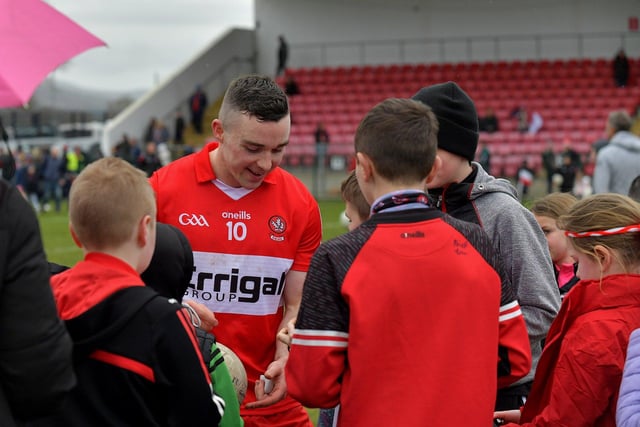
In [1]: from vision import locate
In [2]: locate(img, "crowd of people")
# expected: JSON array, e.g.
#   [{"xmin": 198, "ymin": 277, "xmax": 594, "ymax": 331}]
[{"xmin": 3, "ymin": 69, "xmax": 640, "ymax": 427}]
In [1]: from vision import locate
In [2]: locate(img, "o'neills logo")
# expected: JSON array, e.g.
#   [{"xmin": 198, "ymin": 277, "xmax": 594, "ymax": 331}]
[
  {"xmin": 222, "ymin": 211, "xmax": 252, "ymax": 220},
  {"xmin": 269, "ymin": 215, "xmax": 286, "ymax": 241}
]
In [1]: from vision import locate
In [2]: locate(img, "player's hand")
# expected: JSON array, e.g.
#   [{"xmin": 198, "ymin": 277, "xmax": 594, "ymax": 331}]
[
  {"xmin": 277, "ymin": 318, "xmax": 296, "ymax": 347},
  {"xmin": 245, "ymin": 358, "xmax": 287, "ymax": 408},
  {"xmin": 493, "ymin": 409, "xmax": 521, "ymax": 424},
  {"xmin": 183, "ymin": 301, "xmax": 219, "ymax": 331}
]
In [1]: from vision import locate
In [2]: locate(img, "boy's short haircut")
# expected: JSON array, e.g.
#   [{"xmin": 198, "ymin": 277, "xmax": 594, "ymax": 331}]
[
  {"xmin": 341, "ymin": 170, "xmax": 370, "ymax": 220},
  {"xmin": 218, "ymin": 74, "xmax": 289, "ymax": 125},
  {"xmin": 355, "ymin": 98, "xmax": 438, "ymax": 183},
  {"xmin": 69, "ymin": 157, "xmax": 156, "ymax": 250}
]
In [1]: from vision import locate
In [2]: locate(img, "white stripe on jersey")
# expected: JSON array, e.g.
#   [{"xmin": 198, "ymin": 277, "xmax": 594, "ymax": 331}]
[
  {"xmin": 500, "ymin": 300, "xmax": 519, "ymax": 312},
  {"xmin": 499, "ymin": 309, "xmax": 523, "ymax": 322},
  {"xmin": 186, "ymin": 252, "xmax": 294, "ymax": 316},
  {"xmin": 292, "ymin": 338, "xmax": 349, "ymax": 348},
  {"xmin": 294, "ymin": 329, "xmax": 349, "ymax": 338},
  {"xmin": 292, "ymin": 329, "xmax": 349, "ymax": 348}
]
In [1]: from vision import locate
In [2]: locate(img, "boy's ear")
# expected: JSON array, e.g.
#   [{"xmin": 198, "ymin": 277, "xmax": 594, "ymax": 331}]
[
  {"xmin": 426, "ymin": 155, "xmax": 442, "ymax": 184},
  {"xmin": 69, "ymin": 223, "xmax": 83, "ymax": 249},
  {"xmin": 356, "ymin": 152, "xmax": 374, "ymax": 182},
  {"xmin": 137, "ymin": 215, "xmax": 153, "ymax": 248}
]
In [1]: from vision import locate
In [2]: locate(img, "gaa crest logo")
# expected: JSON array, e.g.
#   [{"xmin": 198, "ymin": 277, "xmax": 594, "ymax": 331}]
[{"xmin": 269, "ymin": 215, "xmax": 286, "ymax": 241}]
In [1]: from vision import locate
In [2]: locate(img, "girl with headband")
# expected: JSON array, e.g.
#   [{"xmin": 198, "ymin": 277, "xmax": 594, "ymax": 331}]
[{"xmin": 495, "ymin": 193, "xmax": 640, "ymax": 427}]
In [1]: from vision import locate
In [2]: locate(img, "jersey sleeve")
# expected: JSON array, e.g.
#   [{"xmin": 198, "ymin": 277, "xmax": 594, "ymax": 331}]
[
  {"xmin": 154, "ymin": 308, "xmax": 225, "ymax": 426},
  {"xmin": 290, "ymin": 196, "xmax": 322, "ymax": 272},
  {"xmin": 286, "ymin": 243, "xmax": 348, "ymax": 408}
]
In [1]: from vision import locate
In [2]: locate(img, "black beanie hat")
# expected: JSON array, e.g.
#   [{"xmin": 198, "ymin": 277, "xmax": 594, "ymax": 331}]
[{"xmin": 412, "ymin": 81, "xmax": 479, "ymax": 161}]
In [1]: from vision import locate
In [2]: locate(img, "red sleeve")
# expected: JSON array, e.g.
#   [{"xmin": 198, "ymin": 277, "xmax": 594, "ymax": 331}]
[
  {"xmin": 497, "ymin": 300, "xmax": 532, "ymax": 389},
  {"xmin": 291, "ymin": 192, "xmax": 322, "ymax": 272}
]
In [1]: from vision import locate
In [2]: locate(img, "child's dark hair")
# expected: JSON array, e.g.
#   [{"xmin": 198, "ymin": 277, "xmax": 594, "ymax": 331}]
[{"xmin": 341, "ymin": 170, "xmax": 369, "ymax": 221}]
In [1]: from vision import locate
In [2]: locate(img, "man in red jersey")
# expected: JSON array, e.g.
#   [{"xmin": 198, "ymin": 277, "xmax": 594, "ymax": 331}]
[{"xmin": 150, "ymin": 74, "xmax": 321, "ymax": 427}]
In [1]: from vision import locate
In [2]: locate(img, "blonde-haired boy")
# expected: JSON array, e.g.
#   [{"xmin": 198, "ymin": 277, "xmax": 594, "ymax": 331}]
[{"xmin": 44, "ymin": 157, "xmax": 224, "ymax": 426}]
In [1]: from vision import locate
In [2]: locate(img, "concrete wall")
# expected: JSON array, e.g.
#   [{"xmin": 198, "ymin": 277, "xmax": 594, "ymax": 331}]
[
  {"xmin": 101, "ymin": 28, "xmax": 255, "ymax": 155},
  {"xmin": 255, "ymin": 0, "xmax": 640, "ymax": 72}
]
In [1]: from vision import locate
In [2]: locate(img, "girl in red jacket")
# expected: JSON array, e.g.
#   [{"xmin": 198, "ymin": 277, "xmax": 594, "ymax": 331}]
[{"xmin": 495, "ymin": 193, "xmax": 640, "ymax": 427}]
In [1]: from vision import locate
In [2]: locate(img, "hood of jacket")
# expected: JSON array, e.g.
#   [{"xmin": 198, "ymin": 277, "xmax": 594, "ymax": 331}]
[
  {"xmin": 51, "ymin": 252, "xmax": 145, "ymax": 320},
  {"xmin": 51, "ymin": 253, "xmax": 154, "ymax": 358},
  {"xmin": 610, "ymin": 131, "xmax": 640, "ymax": 153}
]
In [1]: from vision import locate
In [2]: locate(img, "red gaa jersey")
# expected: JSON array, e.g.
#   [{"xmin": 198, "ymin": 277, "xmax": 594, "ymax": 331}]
[{"xmin": 150, "ymin": 142, "xmax": 322, "ymax": 415}]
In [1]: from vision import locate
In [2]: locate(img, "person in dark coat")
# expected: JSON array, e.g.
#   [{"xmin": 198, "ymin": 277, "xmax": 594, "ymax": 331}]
[
  {"xmin": 613, "ymin": 49, "xmax": 630, "ymax": 88},
  {"xmin": 276, "ymin": 35, "xmax": 289, "ymax": 77},
  {"xmin": 0, "ymin": 179, "xmax": 75, "ymax": 426}
]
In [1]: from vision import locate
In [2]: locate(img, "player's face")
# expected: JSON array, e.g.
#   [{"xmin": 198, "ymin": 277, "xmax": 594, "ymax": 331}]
[
  {"xmin": 344, "ymin": 201, "xmax": 366, "ymax": 231},
  {"xmin": 534, "ymin": 214, "xmax": 571, "ymax": 265},
  {"xmin": 214, "ymin": 112, "xmax": 290, "ymax": 189}
]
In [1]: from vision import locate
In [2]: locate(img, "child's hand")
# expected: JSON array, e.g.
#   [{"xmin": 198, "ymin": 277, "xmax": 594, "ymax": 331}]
[
  {"xmin": 277, "ymin": 318, "xmax": 296, "ymax": 346},
  {"xmin": 493, "ymin": 409, "xmax": 521, "ymax": 424},
  {"xmin": 183, "ymin": 300, "xmax": 219, "ymax": 331}
]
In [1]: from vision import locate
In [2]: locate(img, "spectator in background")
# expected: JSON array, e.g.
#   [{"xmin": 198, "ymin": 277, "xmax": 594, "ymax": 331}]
[
  {"xmin": 276, "ymin": 35, "xmax": 289, "ymax": 77},
  {"xmin": 137, "ymin": 142, "xmax": 163, "ymax": 177},
  {"xmin": 613, "ymin": 48, "xmax": 630, "ymax": 88},
  {"xmin": 284, "ymin": 75, "xmax": 301, "ymax": 96},
  {"xmin": 593, "ymin": 110, "xmax": 640, "ymax": 194},
  {"xmin": 114, "ymin": 133, "xmax": 140, "ymax": 165},
  {"xmin": 189, "ymin": 85, "xmax": 208, "ymax": 134},
  {"xmin": 477, "ymin": 141, "xmax": 491, "ymax": 174},
  {"xmin": 629, "ymin": 175, "xmax": 640, "ymax": 202},
  {"xmin": 151, "ymin": 120, "xmax": 170, "ymax": 144},
  {"xmin": 560, "ymin": 140, "xmax": 582, "ymax": 173},
  {"xmin": 528, "ymin": 111, "xmax": 544, "ymax": 135},
  {"xmin": 516, "ymin": 158, "xmax": 535, "ymax": 201},
  {"xmin": 174, "ymin": 110, "xmax": 186, "ymax": 144},
  {"xmin": 314, "ymin": 122, "xmax": 330, "ymax": 197},
  {"xmin": 511, "ymin": 105, "xmax": 529, "ymax": 133},
  {"xmin": 541, "ymin": 140, "xmax": 558, "ymax": 194},
  {"xmin": 40, "ymin": 146, "xmax": 65, "ymax": 213},
  {"xmin": 0, "ymin": 179, "xmax": 75, "ymax": 426},
  {"xmin": 143, "ymin": 117, "xmax": 158, "ymax": 144},
  {"xmin": 479, "ymin": 107, "xmax": 499, "ymax": 133},
  {"xmin": 555, "ymin": 152, "xmax": 578, "ymax": 194}
]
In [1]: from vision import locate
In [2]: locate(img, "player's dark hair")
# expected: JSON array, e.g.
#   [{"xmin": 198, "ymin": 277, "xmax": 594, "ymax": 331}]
[{"xmin": 221, "ymin": 74, "xmax": 289, "ymax": 122}]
